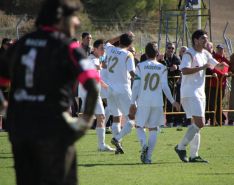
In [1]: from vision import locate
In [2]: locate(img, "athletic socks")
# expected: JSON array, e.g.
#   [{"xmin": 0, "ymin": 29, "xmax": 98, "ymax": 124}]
[
  {"xmin": 178, "ymin": 124, "xmax": 200, "ymax": 150},
  {"xmin": 115, "ymin": 120, "xmax": 134, "ymax": 141},
  {"xmin": 111, "ymin": 122, "xmax": 121, "ymax": 138},
  {"xmin": 96, "ymin": 127, "xmax": 105, "ymax": 149},
  {"xmin": 190, "ymin": 132, "xmax": 201, "ymax": 158},
  {"xmin": 104, "ymin": 106, "xmax": 110, "ymax": 126},
  {"xmin": 136, "ymin": 127, "xmax": 147, "ymax": 147},
  {"xmin": 147, "ymin": 130, "xmax": 157, "ymax": 160}
]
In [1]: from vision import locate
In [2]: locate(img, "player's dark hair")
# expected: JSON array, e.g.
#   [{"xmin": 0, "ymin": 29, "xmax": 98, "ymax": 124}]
[
  {"xmin": 192, "ymin": 29, "xmax": 207, "ymax": 45},
  {"xmin": 120, "ymin": 33, "xmax": 133, "ymax": 47},
  {"xmin": 35, "ymin": 0, "xmax": 80, "ymax": 27},
  {"xmin": 145, "ymin": 42, "xmax": 159, "ymax": 59},
  {"xmin": 93, "ymin": 39, "xmax": 104, "ymax": 48}
]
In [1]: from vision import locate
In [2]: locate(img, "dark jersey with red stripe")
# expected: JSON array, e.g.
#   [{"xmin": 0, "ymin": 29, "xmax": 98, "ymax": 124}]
[{"xmin": 0, "ymin": 27, "xmax": 99, "ymax": 140}]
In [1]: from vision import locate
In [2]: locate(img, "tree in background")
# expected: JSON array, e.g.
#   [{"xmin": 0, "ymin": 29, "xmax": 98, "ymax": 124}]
[{"xmin": 81, "ymin": 0, "xmax": 158, "ymax": 22}]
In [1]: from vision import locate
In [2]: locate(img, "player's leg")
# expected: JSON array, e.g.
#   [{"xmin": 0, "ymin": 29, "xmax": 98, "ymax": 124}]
[
  {"xmin": 175, "ymin": 98, "xmax": 206, "ymax": 162},
  {"xmin": 107, "ymin": 93, "xmax": 121, "ymax": 137},
  {"xmin": 135, "ymin": 107, "xmax": 151, "ymax": 163},
  {"xmin": 95, "ymin": 97, "xmax": 115, "ymax": 152},
  {"xmin": 135, "ymin": 107, "xmax": 150, "ymax": 148},
  {"xmin": 114, "ymin": 92, "xmax": 134, "ymax": 141},
  {"xmin": 145, "ymin": 107, "xmax": 164, "ymax": 164}
]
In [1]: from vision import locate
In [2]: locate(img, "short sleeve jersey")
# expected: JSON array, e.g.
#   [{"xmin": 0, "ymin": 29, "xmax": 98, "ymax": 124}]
[
  {"xmin": 0, "ymin": 27, "xmax": 99, "ymax": 118},
  {"xmin": 134, "ymin": 59, "xmax": 168, "ymax": 107},
  {"xmin": 104, "ymin": 43, "xmax": 135, "ymax": 88},
  {"xmin": 180, "ymin": 47, "xmax": 218, "ymax": 98}
]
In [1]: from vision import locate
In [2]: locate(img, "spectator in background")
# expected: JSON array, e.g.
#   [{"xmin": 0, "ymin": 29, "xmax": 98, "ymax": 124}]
[
  {"xmin": 0, "ymin": 38, "xmax": 12, "ymax": 131},
  {"xmin": 209, "ymin": 44, "xmax": 230, "ymax": 125},
  {"xmin": 0, "ymin": 1, "xmax": 99, "ymax": 184},
  {"xmin": 128, "ymin": 46, "xmax": 140, "ymax": 66},
  {"xmin": 0, "ymin": 38, "xmax": 12, "ymax": 55},
  {"xmin": 205, "ymin": 41, "xmax": 214, "ymax": 54},
  {"xmin": 179, "ymin": 46, "xmax": 188, "ymax": 60},
  {"xmin": 161, "ymin": 42, "xmax": 181, "ymax": 127},
  {"xmin": 81, "ymin": 32, "xmax": 92, "ymax": 56},
  {"xmin": 204, "ymin": 41, "xmax": 215, "ymax": 125},
  {"xmin": 228, "ymin": 53, "xmax": 234, "ymax": 125}
]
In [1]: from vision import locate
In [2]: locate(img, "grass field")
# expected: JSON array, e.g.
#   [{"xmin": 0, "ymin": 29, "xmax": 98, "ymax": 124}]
[{"xmin": 1, "ymin": 126, "xmax": 234, "ymax": 185}]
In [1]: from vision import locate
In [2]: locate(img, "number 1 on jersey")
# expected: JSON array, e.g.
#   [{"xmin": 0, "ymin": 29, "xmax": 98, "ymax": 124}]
[{"xmin": 21, "ymin": 48, "xmax": 37, "ymax": 88}]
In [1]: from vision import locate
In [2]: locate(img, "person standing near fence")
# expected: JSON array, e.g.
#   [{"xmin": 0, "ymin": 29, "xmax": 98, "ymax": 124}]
[
  {"xmin": 0, "ymin": 0, "xmax": 99, "ymax": 184},
  {"xmin": 161, "ymin": 42, "xmax": 181, "ymax": 127},
  {"xmin": 228, "ymin": 53, "xmax": 234, "ymax": 125},
  {"xmin": 210, "ymin": 44, "xmax": 230, "ymax": 125},
  {"xmin": 175, "ymin": 30, "xmax": 228, "ymax": 163}
]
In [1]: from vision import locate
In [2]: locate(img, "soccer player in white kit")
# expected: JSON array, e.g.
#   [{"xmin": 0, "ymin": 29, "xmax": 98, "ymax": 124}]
[
  {"xmin": 175, "ymin": 30, "xmax": 229, "ymax": 163},
  {"xmin": 104, "ymin": 33, "xmax": 135, "ymax": 154},
  {"xmin": 79, "ymin": 39, "xmax": 115, "ymax": 152},
  {"xmin": 129, "ymin": 42, "xmax": 180, "ymax": 164}
]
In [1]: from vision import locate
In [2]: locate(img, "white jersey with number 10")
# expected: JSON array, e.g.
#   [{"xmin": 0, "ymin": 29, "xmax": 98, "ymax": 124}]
[{"xmin": 134, "ymin": 59, "xmax": 168, "ymax": 107}]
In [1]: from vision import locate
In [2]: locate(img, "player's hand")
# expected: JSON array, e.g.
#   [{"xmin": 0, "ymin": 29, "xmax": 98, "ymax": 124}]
[
  {"xmin": 216, "ymin": 62, "xmax": 229, "ymax": 70},
  {"xmin": 100, "ymin": 80, "xmax": 108, "ymax": 89},
  {"xmin": 62, "ymin": 112, "xmax": 93, "ymax": 132},
  {"xmin": 0, "ymin": 91, "xmax": 7, "ymax": 115},
  {"xmin": 169, "ymin": 64, "xmax": 178, "ymax": 71},
  {"xmin": 172, "ymin": 101, "xmax": 180, "ymax": 112},
  {"xmin": 0, "ymin": 100, "xmax": 8, "ymax": 115},
  {"xmin": 127, "ymin": 31, "xmax": 135, "ymax": 37},
  {"xmin": 129, "ymin": 104, "xmax": 137, "ymax": 120}
]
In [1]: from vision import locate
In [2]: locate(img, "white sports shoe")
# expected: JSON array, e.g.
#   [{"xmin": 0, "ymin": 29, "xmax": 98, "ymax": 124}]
[{"xmin": 98, "ymin": 145, "xmax": 116, "ymax": 152}]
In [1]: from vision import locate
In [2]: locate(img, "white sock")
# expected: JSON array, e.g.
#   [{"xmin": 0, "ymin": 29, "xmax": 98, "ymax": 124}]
[
  {"xmin": 111, "ymin": 122, "xmax": 121, "ymax": 138},
  {"xmin": 136, "ymin": 127, "xmax": 147, "ymax": 147},
  {"xmin": 147, "ymin": 130, "xmax": 157, "ymax": 160},
  {"xmin": 104, "ymin": 106, "xmax": 110, "ymax": 126},
  {"xmin": 96, "ymin": 127, "xmax": 105, "ymax": 149},
  {"xmin": 115, "ymin": 120, "xmax": 134, "ymax": 141},
  {"xmin": 190, "ymin": 132, "xmax": 200, "ymax": 159},
  {"xmin": 178, "ymin": 124, "xmax": 200, "ymax": 150}
]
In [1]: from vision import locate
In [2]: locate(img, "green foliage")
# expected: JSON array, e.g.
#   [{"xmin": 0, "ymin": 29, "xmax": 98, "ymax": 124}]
[
  {"xmin": 81, "ymin": 0, "xmax": 158, "ymax": 21},
  {"xmin": 1, "ymin": 127, "xmax": 234, "ymax": 185},
  {"xmin": 0, "ymin": 0, "xmax": 43, "ymax": 15}
]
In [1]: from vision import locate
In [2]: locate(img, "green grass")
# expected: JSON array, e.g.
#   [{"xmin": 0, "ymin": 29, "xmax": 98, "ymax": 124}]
[{"xmin": 1, "ymin": 127, "xmax": 234, "ymax": 185}]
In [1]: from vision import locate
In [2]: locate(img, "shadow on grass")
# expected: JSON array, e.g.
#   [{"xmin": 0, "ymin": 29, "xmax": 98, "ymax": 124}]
[
  {"xmin": 0, "ymin": 134, "xmax": 8, "ymax": 137},
  {"xmin": 198, "ymin": 172, "xmax": 234, "ymax": 176},
  {"xmin": 0, "ymin": 156, "xmax": 13, "ymax": 159},
  {"xmin": 78, "ymin": 161, "xmax": 181, "ymax": 167}
]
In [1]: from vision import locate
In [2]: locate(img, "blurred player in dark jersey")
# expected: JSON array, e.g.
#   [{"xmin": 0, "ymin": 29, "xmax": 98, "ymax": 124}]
[{"xmin": 0, "ymin": 0, "xmax": 99, "ymax": 185}]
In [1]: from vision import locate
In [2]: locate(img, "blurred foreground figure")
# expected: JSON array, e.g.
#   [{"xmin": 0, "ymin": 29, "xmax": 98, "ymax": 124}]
[{"xmin": 0, "ymin": 0, "xmax": 99, "ymax": 185}]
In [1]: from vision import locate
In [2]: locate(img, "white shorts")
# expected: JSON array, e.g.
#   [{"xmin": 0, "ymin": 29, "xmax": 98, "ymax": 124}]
[
  {"xmin": 135, "ymin": 106, "xmax": 164, "ymax": 128},
  {"xmin": 81, "ymin": 95, "xmax": 104, "ymax": 115},
  {"xmin": 181, "ymin": 97, "xmax": 206, "ymax": 118},
  {"xmin": 107, "ymin": 88, "xmax": 131, "ymax": 117},
  {"xmin": 100, "ymin": 87, "xmax": 108, "ymax": 99}
]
